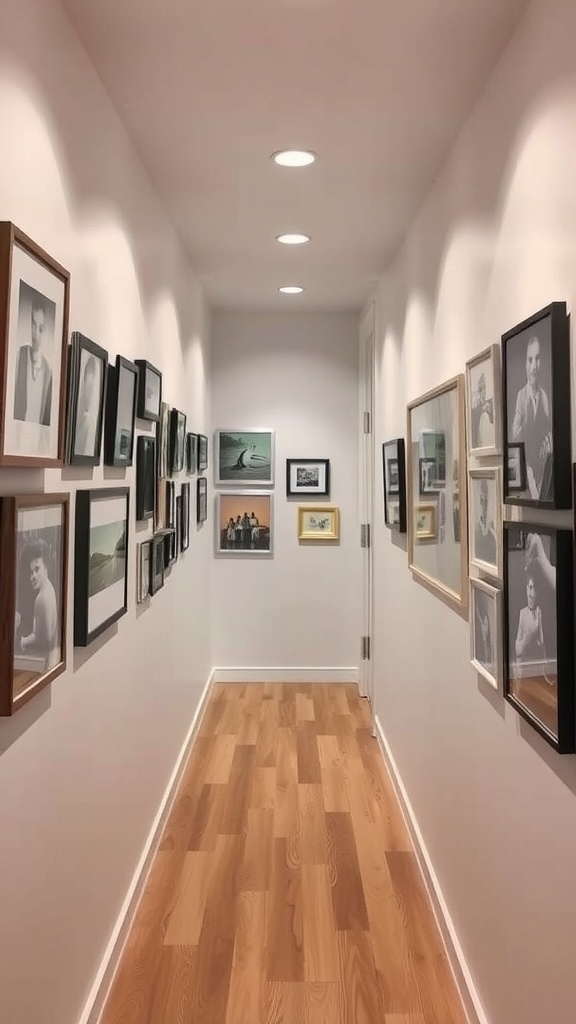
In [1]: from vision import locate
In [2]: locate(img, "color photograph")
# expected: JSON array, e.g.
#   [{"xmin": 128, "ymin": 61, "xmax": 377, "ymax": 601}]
[
  {"xmin": 216, "ymin": 492, "xmax": 272, "ymax": 554},
  {"xmin": 215, "ymin": 429, "xmax": 274, "ymax": 485}
]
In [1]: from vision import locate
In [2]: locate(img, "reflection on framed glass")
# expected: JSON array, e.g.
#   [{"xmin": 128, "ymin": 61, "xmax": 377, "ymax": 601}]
[
  {"xmin": 157, "ymin": 402, "xmax": 170, "ymax": 479},
  {"xmin": 150, "ymin": 534, "xmax": 165, "ymax": 594},
  {"xmin": 382, "ymin": 439, "xmax": 406, "ymax": 532},
  {"xmin": 104, "ymin": 355, "xmax": 138, "ymax": 467},
  {"xmin": 170, "ymin": 408, "xmax": 187, "ymax": 474},
  {"xmin": 408, "ymin": 376, "xmax": 468, "ymax": 614},
  {"xmin": 215, "ymin": 428, "xmax": 274, "ymax": 485},
  {"xmin": 468, "ymin": 468, "xmax": 502, "ymax": 579},
  {"xmin": 507, "ymin": 442, "xmax": 526, "ymax": 492},
  {"xmin": 504, "ymin": 522, "xmax": 574, "ymax": 752},
  {"xmin": 286, "ymin": 458, "xmax": 330, "ymax": 498},
  {"xmin": 465, "ymin": 345, "xmax": 501, "ymax": 458},
  {"xmin": 0, "ymin": 494, "xmax": 69, "ymax": 715},
  {"xmin": 502, "ymin": 302, "xmax": 571, "ymax": 508},
  {"xmin": 66, "ymin": 332, "xmax": 108, "ymax": 466},
  {"xmin": 74, "ymin": 488, "xmax": 129, "ymax": 647},
  {"xmin": 197, "ymin": 433, "xmax": 208, "ymax": 472},
  {"xmin": 297, "ymin": 505, "xmax": 339, "ymax": 541},
  {"xmin": 0, "ymin": 223, "xmax": 70, "ymax": 467},
  {"xmin": 197, "ymin": 476, "xmax": 207, "ymax": 523},
  {"xmin": 136, "ymin": 435, "xmax": 156, "ymax": 521},
  {"xmin": 134, "ymin": 360, "xmax": 162, "ymax": 422},
  {"xmin": 137, "ymin": 541, "xmax": 151, "ymax": 603},
  {"xmin": 181, "ymin": 482, "xmax": 190, "ymax": 551},
  {"xmin": 470, "ymin": 577, "xmax": 501, "ymax": 690},
  {"xmin": 186, "ymin": 432, "xmax": 198, "ymax": 474},
  {"xmin": 216, "ymin": 491, "xmax": 273, "ymax": 554},
  {"xmin": 419, "ymin": 458, "xmax": 441, "ymax": 495}
]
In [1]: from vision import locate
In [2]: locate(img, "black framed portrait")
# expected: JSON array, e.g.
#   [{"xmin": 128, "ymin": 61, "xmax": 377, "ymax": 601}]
[
  {"xmin": 197, "ymin": 433, "xmax": 208, "ymax": 472},
  {"xmin": 74, "ymin": 488, "xmax": 129, "ymax": 647},
  {"xmin": 157, "ymin": 402, "xmax": 170, "ymax": 480},
  {"xmin": 181, "ymin": 482, "xmax": 190, "ymax": 551},
  {"xmin": 135, "ymin": 360, "xmax": 162, "ymax": 422},
  {"xmin": 150, "ymin": 533, "xmax": 165, "ymax": 595},
  {"xmin": 137, "ymin": 540, "xmax": 151, "ymax": 603},
  {"xmin": 104, "ymin": 355, "xmax": 138, "ymax": 468},
  {"xmin": 197, "ymin": 476, "xmax": 207, "ymax": 523},
  {"xmin": 382, "ymin": 438, "xmax": 406, "ymax": 532},
  {"xmin": 186, "ymin": 432, "xmax": 198, "ymax": 474},
  {"xmin": 164, "ymin": 528, "xmax": 177, "ymax": 569},
  {"xmin": 136, "ymin": 435, "xmax": 156, "ymax": 521},
  {"xmin": 169, "ymin": 408, "xmax": 187, "ymax": 475},
  {"xmin": 502, "ymin": 302, "xmax": 571, "ymax": 508},
  {"xmin": 66, "ymin": 332, "xmax": 108, "ymax": 466}
]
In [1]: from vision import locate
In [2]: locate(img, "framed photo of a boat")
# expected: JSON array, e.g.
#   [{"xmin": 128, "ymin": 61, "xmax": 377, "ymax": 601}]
[{"xmin": 214, "ymin": 428, "xmax": 275, "ymax": 486}]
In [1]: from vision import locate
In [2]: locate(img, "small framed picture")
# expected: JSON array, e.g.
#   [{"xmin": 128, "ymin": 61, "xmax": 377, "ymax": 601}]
[
  {"xmin": 197, "ymin": 476, "xmax": 207, "ymax": 523},
  {"xmin": 134, "ymin": 360, "xmax": 162, "ymax": 422},
  {"xmin": 136, "ymin": 435, "xmax": 156, "ymax": 521},
  {"xmin": 415, "ymin": 503, "xmax": 437, "ymax": 541},
  {"xmin": 468, "ymin": 468, "xmax": 502, "ymax": 579},
  {"xmin": 0, "ymin": 494, "xmax": 69, "ymax": 716},
  {"xmin": 150, "ymin": 534, "xmax": 165, "ymax": 595},
  {"xmin": 156, "ymin": 402, "xmax": 170, "ymax": 479},
  {"xmin": 74, "ymin": 488, "xmax": 129, "ymax": 647},
  {"xmin": 137, "ymin": 541, "xmax": 151, "ymax": 603},
  {"xmin": 419, "ymin": 457, "xmax": 441, "ymax": 495},
  {"xmin": 286, "ymin": 458, "xmax": 330, "ymax": 498},
  {"xmin": 104, "ymin": 355, "xmax": 138, "ymax": 467},
  {"xmin": 169, "ymin": 408, "xmax": 187, "ymax": 474},
  {"xmin": 507, "ymin": 442, "xmax": 527, "ymax": 492},
  {"xmin": 215, "ymin": 428, "xmax": 274, "ymax": 485},
  {"xmin": 180, "ymin": 482, "xmax": 190, "ymax": 551},
  {"xmin": 186, "ymin": 432, "xmax": 198, "ymax": 474},
  {"xmin": 502, "ymin": 302, "xmax": 571, "ymax": 508},
  {"xmin": 197, "ymin": 433, "xmax": 208, "ymax": 472},
  {"xmin": 66, "ymin": 332, "xmax": 108, "ymax": 466},
  {"xmin": 382, "ymin": 439, "xmax": 406, "ymax": 532},
  {"xmin": 504, "ymin": 522, "xmax": 574, "ymax": 753},
  {"xmin": 0, "ymin": 223, "xmax": 70, "ymax": 467},
  {"xmin": 297, "ymin": 505, "xmax": 339, "ymax": 541},
  {"xmin": 465, "ymin": 345, "xmax": 501, "ymax": 457},
  {"xmin": 165, "ymin": 480, "xmax": 176, "ymax": 529},
  {"xmin": 164, "ymin": 528, "xmax": 177, "ymax": 569},
  {"xmin": 216, "ymin": 491, "xmax": 273, "ymax": 554},
  {"xmin": 470, "ymin": 577, "xmax": 501, "ymax": 690}
]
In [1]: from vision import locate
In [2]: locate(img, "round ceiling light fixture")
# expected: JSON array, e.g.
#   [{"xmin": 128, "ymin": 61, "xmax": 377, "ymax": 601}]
[
  {"xmin": 271, "ymin": 149, "xmax": 316, "ymax": 167},
  {"xmin": 278, "ymin": 286, "xmax": 304, "ymax": 294},
  {"xmin": 276, "ymin": 233, "xmax": 310, "ymax": 245}
]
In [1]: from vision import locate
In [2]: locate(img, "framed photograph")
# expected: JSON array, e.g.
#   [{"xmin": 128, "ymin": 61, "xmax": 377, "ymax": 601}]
[
  {"xmin": 104, "ymin": 355, "xmax": 138, "ymax": 467},
  {"xmin": 134, "ymin": 360, "xmax": 162, "ymax": 422},
  {"xmin": 164, "ymin": 528, "xmax": 177, "ymax": 569},
  {"xmin": 286, "ymin": 458, "xmax": 330, "ymax": 498},
  {"xmin": 66, "ymin": 332, "xmax": 108, "ymax": 466},
  {"xmin": 165, "ymin": 480, "xmax": 176, "ymax": 529},
  {"xmin": 0, "ymin": 494, "xmax": 68, "ymax": 715},
  {"xmin": 137, "ymin": 541, "xmax": 151, "ymax": 603},
  {"xmin": 181, "ymin": 482, "xmax": 190, "ymax": 551},
  {"xmin": 470, "ymin": 577, "xmax": 502, "ymax": 690},
  {"xmin": 504, "ymin": 522, "xmax": 574, "ymax": 753},
  {"xmin": 186, "ymin": 432, "xmax": 198, "ymax": 474},
  {"xmin": 216, "ymin": 491, "xmax": 273, "ymax": 554},
  {"xmin": 157, "ymin": 402, "xmax": 170, "ymax": 479},
  {"xmin": 197, "ymin": 433, "xmax": 208, "ymax": 471},
  {"xmin": 502, "ymin": 302, "xmax": 571, "ymax": 508},
  {"xmin": 382, "ymin": 439, "xmax": 406, "ymax": 532},
  {"xmin": 169, "ymin": 408, "xmax": 187, "ymax": 475},
  {"xmin": 150, "ymin": 534, "xmax": 165, "ymax": 595},
  {"xmin": 465, "ymin": 345, "xmax": 501, "ymax": 457},
  {"xmin": 136, "ymin": 435, "xmax": 156, "ymax": 521},
  {"xmin": 408, "ymin": 376, "xmax": 468, "ymax": 614},
  {"xmin": 197, "ymin": 476, "xmax": 207, "ymax": 523},
  {"xmin": 215, "ymin": 428, "xmax": 274, "ymax": 485},
  {"xmin": 74, "ymin": 488, "xmax": 129, "ymax": 647},
  {"xmin": 507, "ymin": 441, "xmax": 527, "ymax": 493},
  {"xmin": 469, "ymin": 467, "xmax": 502, "ymax": 579},
  {"xmin": 0, "ymin": 223, "xmax": 70, "ymax": 466},
  {"xmin": 297, "ymin": 505, "xmax": 339, "ymax": 541}
]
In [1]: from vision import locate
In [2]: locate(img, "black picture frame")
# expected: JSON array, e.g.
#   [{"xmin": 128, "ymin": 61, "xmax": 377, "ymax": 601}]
[
  {"xmin": 134, "ymin": 359, "xmax": 162, "ymax": 422},
  {"xmin": 164, "ymin": 528, "xmax": 177, "ymax": 569},
  {"xmin": 382, "ymin": 438, "xmax": 406, "ymax": 533},
  {"xmin": 157, "ymin": 402, "xmax": 170, "ymax": 479},
  {"xmin": 197, "ymin": 433, "xmax": 208, "ymax": 471},
  {"xmin": 165, "ymin": 480, "xmax": 176, "ymax": 528},
  {"xmin": 286, "ymin": 458, "xmax": 330, "ymax": 498},
  {"xmin": 74, "ymin": 488, "xmax": 129, "ymax": 647},
  {"xmin": 104, "ymin": 355, "xmax": 138, "ymax": 467},
  {"xmin": 186, "ymin": 432, "xmax": 198, "ymax": 474},
  {"xmin": 169, "ymin": 408, "xmax": 187, "ymax": 475},
  {"xmin": 181, "ymin": 482, "xmax": 190, "ymax": 551},
  {"xmin": 507, "ymin": 442, "xmax": 527, "ymax": 493},
  {"xmin": 150, "ymin": 534, "xmax": 165, "ymax": 594},
  {"xmin": 197, "ymin": 476, "xmax": 207, "ymax": 523},
  {"xmin": 503, "ymin": 521, "xmax": 574, "ymax": 753},
  {"xmin": 66, "ymin": 332, "xmax": 108, "ymax": 466},
  {"xmin": 136, "ymin": 435, "xmax": 156, "ymax": 521},
  {"xmin": 137, "ymin": 540, "xmax": 151, "ymax": 603},
  {"xmin": 502, "ymin": 302, "xmax": 571, "ymax": 508}
]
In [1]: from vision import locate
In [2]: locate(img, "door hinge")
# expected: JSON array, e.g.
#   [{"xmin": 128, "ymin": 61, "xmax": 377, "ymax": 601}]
[
  {"xmin": 363, "ymin": 411, "xmax": 371, "ymax": 434},
  {"xmin": 361, "ymin": 523, "xmax": 371, "ymax": 549},
  {"xmin": 361, "ymin": 636, "xmax": 371, "ymax": 660}
]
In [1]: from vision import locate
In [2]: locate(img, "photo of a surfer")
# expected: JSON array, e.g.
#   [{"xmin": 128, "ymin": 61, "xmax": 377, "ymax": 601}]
[{"xmin": 215, "ymin": 429, "xmax": 275, "ymax": 485}]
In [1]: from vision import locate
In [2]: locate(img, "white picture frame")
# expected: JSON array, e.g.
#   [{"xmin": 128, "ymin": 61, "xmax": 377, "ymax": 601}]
[
  {"xmin": 470, "ymin": 577, "xmax": 502, "ymax": 690},
  {"xmin": 465, "ymin": 344, "xmax": 502, "ymax": 458},
  {"xmin": 468, "ymin": 467, "xmax": 502, "ymax": 580}
]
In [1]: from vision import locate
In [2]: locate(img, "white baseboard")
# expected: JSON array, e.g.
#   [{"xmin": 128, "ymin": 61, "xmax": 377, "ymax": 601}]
[
  {"xmin": 374, "ymin": 714, "xmax": 489, "ymax": 1024},
  {"xmin": 78, "ymin": 671, "xmax": 215, "ymax": 1024},
  {"xmin": 211, "ymin": 666, "xmax": 359, "ymax": 684}
]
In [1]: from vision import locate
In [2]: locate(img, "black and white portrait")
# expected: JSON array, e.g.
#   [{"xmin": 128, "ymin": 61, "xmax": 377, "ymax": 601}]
[
  {"xmin": 74, "ymin": 349, "xmax": 103, "ymax": 458},
  {"xmin": 507, "ymin": 527, "xmax": 557, "ymax": 703},
  {"xmin": 157, "ymin": 403, "xmax": 170, "ymax": 478},
  {"xmin": 506, "ymin": 321, "xmax": 553, "ymax": 501},
  {"xmin": 13, "ymin": 282, "xmax": 55, "ymax": 427},
  {"xmin": 466, "ymin": 346, "xmax": 500, "ymax": 455},
  {"xmin": 471, "ymin": 579, "xmax": 499, "ymax": 687},
  {"xmin": 469, "ymin": 470, "xmax": 500, "ymax": 576},
  {"xmin": 114, "ymin": 361, "xmax": 137, "ymax": 462},
  {"xmin": 15, "ymin": 507, "xmax": 63, "ymax": 686},
  {"xmin": 387, "ymin": 459, "xmax": 399, "ymax": 493}
]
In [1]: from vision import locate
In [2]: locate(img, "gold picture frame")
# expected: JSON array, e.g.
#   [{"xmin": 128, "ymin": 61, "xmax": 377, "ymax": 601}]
[
  {"xmin": 297, "ymin": 505, "xmax": 339, "ymax": 541},
  {"xmin": 415, "ymin": 503, "xmax": 437, "ymax": 540}
]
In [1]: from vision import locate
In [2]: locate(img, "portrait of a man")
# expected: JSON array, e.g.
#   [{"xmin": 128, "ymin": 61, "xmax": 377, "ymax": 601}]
[
  {"xmin": 74, "ymin": 351, "xmax": 103, "ymax": 458},
  {"xmin": 472, "ymin": 476, "xmax": 497, "ymax": 570},
  {"xmin": 509, "ymin": 330, "xmax": 553, "ymax": 501},
  {"xmin": 13, "ymin": 282, "xmax": 56, "ymax": 427}
]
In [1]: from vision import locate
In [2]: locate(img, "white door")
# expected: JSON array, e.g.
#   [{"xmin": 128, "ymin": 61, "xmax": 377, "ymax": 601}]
[{"xmin": 358, "ymin": 302, "xmax": 375, "ymax": 706}]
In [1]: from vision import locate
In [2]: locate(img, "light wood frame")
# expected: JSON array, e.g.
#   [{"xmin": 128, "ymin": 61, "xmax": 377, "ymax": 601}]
[
  {"xmin": 297, "ymin": 505, "xmax": 340, "ymax": 541},
  {"xmin": 469, "ymin": 466, "xmax": 502, "ymax": 579},
  {"xmin": 465, "ymin": 344, "xmax": 502, "ymax": 458},
  {"xmin": 470, "ymin": 577, "xmax": 502, "ymax": 691}
]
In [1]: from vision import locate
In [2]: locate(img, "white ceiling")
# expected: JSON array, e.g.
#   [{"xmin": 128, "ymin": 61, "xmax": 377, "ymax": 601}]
[{"xmin": 61, "ymin": 0, "xmax": 528, "ymax": 311}]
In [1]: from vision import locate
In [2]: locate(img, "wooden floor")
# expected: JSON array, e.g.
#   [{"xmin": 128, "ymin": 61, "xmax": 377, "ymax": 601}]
[{"xmin": 100, "ymin": 683, "xmax": 467, "ymax": 1024}]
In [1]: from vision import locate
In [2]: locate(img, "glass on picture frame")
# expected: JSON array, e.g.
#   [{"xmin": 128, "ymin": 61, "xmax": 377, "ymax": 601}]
[
  {"xmin": 382, "ymin": 439, "xmax": 406, "ymax": 532},
  {"xmin": 134, "ymin": 360, "xmax": 162, "ymax": 423},
  {"xmin": 465, "ymin": 344, "xmax": 501, "ymax": 457},
  {"xmin": 74, "ymin": 488, "xmax": 130, "ymax": 647},
  {"xmin": 104, "ymin": 355, "xmax": 138, "ymax": 467},
  {"xmin": 66, "ymin": 332, "xmax": 108, "ymax": 466},
  {"xmin": 470, "ymin": 577, "xmax": 501, "ymax": 690},
  {"xmin": 136, "ymin": 435, "xmax": 156, "ymax": 521},
  {"xmin": 468, "ymin": 468, "xmax": 502, "ymax": 579}
]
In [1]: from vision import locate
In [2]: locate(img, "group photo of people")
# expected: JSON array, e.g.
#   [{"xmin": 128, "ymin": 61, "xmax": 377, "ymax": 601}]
[{"xmin": 217, "ymin": 493, "xmax": 271, "ymax": 553}]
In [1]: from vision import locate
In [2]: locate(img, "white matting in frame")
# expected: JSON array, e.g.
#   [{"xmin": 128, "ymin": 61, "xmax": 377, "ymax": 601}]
[
  {"xmin": 470, "ymin": 577, "xmax": 502, "ymax": 690},
  {"xmin": 87, "ymin": 494, "xmax": 128, "ymax": 635},
  {"xmin": 465, "ymin": 344, "xmax": 502, "ymax": 458},
  {"xmin": 468, "ymin": 467, "xmax": 502, "ymax": 580}
]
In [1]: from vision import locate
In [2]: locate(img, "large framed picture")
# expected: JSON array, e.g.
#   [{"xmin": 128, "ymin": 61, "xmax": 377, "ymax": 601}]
[
  {"xmin": 180, "ymin": 482, "xmax": 190, "ymax": 551},
  {"xmin": 169, "ymin": 408, "xmax": 187, "ymax": 474},
  {"xmin": 150, "ymin": 533, "xmax": 165, "ymax": 595},
  {"xmin": 465, "ymin": 345, "xmax": 501, "ymax": 457},
  {"xmin": 0, "ymin": 494, "xmax": 69, "ymax": 715},
  {"xmin": 134, "ymin": 360, "xmax": 162, "ymax": 422},
  {"xmin": 286, "ymin": 458, "xmax": 330, "ymax": 498},
  {"xmin": 66, "ymin": 332, "xmax": 108, "ymax": 466},
  {"xmin": 502, "ymin": 302, "xmax": 571, "ymax": 508},
  {"xmin": 504, "ymin": 522, "xmax": 574, "ymax": 753},
  {"xmin": 468, "ymin": 467, "xmax": 502, "ymax": 579},
  {"xmin": 136, "ymin": 435, "xmax": 156, "ymax": 521},
  {"xmin": 197, "ymin": 476, "xmax": 207, "ymax": 523},
  {"xmin": 215, "ymin": 429, "xmax": 274, "ymax": 485},
  {"xmin": 137, "ymin": 540, "xmax": 151, "ymax": 603},
  {"xmin": 216, "ymin": 491, "xmax": 273, "ymax": 554},
  {"xmin": 186, "ymin": 432, "xmax": 198, "ymax": 474},
  {"xmin": 104, "ymin": 355, "xmax": 138, "ymax": 467},
  {"xmin": 407, "ymin": 376, "xmax": 468, "ymax": 614},
  {"xmin": 197, "ymin": 434, "xmax": 208, "ymax": 472},
  {"xmin": 382, "ymin": 438, "xmax": 406, "ymax": 532},
  {"xmin": 297, "ymin": 505, "xmax": 339, "ymax": 541},
  {"xmin": 470, "ymin": 577, "xmax": 501, "ymax": 691},
  {"xmin": 0, "ymin": 223, "xmax": 70, "ymax": 466},
  {"xmin": 74, "ymin": 488, "xmax": 129, "ymax": 647}
]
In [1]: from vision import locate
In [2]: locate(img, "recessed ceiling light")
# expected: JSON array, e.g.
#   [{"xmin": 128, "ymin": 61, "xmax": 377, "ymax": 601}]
[
  {"xmin": 276, "ymin": 233, "xmax": 310, "ymax": 245},
  {"xmin": 272, "ymin": 149, "xmax": 317, "ymax": 167},
  {"xmin": 278, "ymin": 286, "xmax": 304, "ymax": 294}
]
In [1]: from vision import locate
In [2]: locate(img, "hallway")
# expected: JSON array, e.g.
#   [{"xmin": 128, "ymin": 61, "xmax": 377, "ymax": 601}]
[{"xmin": 99, "ymin": 683, "xmax": 467, "ymax": 1024}]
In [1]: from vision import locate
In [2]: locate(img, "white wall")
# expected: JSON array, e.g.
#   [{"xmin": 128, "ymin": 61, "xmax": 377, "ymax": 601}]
[
  {"xmin": 0, "ymin": 4, "xmax": 211, "ymax": 1024},
  {"xmin": 211, "ymin": 311, "xmax": 361, "ymax": 675},
  {"xmin": 373, "ymin": 2, "xmax": 576, "ymax": 1022}
]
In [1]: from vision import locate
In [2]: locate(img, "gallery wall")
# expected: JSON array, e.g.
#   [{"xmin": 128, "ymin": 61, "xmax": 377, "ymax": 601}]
[
  {"xmin": 0, "ymin": 3, "xmax": 212, "ymax": 1024},
  {"xmin": 373, "ymin": 1, "xmax": 576, "ymax": 1022},
  {"xmin": 211, "ymin": 310, "xmax": 361, "ymax": 677}
]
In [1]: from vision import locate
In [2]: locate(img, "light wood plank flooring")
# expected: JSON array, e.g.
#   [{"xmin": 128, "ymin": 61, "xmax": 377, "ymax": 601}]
[{"xmin": 99, "ymin": 683, "xmax": 467, "ymax": 1024}]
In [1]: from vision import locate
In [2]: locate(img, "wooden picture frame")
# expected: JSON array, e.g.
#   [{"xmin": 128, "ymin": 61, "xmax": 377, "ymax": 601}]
[
  {"xmin": 468, "ymin": 467, "xmax": 502, "ymax": 580},
  {"xmin": 382, "ymin": 438, "xmax": 406, "ymax": 532},
  {"xmin": 134, "ymin": 359, "xmax": 162, "ymax": 422},
  {"xmin": 465, "ymin": 344, "xmax": 502, "ymax": 458},
  {"xmin": 470, "ymin": 577, "xmax": 502, "ymax": 691},
  {"xmin": 286, "ymin": 458, "xmax": 330, "ymax": 498},
  {"xmin": 104, "ymin": 355, "xmax": 138, "ymax": 467},
  {"xmin": 136, "ymin": 435, "xmax": 156, "ymax": 521},
  {"xmin": 74, "ymin": 488, "xmax": 129, "ymax": 647},
  {"xmin": 297, "ymin": 505, "xmax": 339, "ymax": 541},
  {"xmin": 65, "ymin": 332, "xmax": 108, "ymax": 467}
]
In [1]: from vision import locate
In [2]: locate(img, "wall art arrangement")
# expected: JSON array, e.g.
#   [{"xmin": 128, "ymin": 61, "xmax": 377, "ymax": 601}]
[
  {"xmin": 286, "ymin": 458, "xmax": 330, "ymax": 498},
  {"xmin": 216, "ymin": 491, "xmax": 272, "ymax": 554},
  {"xmin": 66, "ymin": 332, "xmax": 108, "ymax": 466},
  {"xmin": 382, "ymin": 438, "xmax": 406, "ymax": 532},
  {"xmin": 74, "ymin": 488, "xmax": 129, "ymax": 647},
  {"xmin": 298, "ymin": 505, "xmax": 339, "ymax": 541},
  {"xmin": 215, "ymin": 428, "xmax": 274, "ymax": 485}
]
